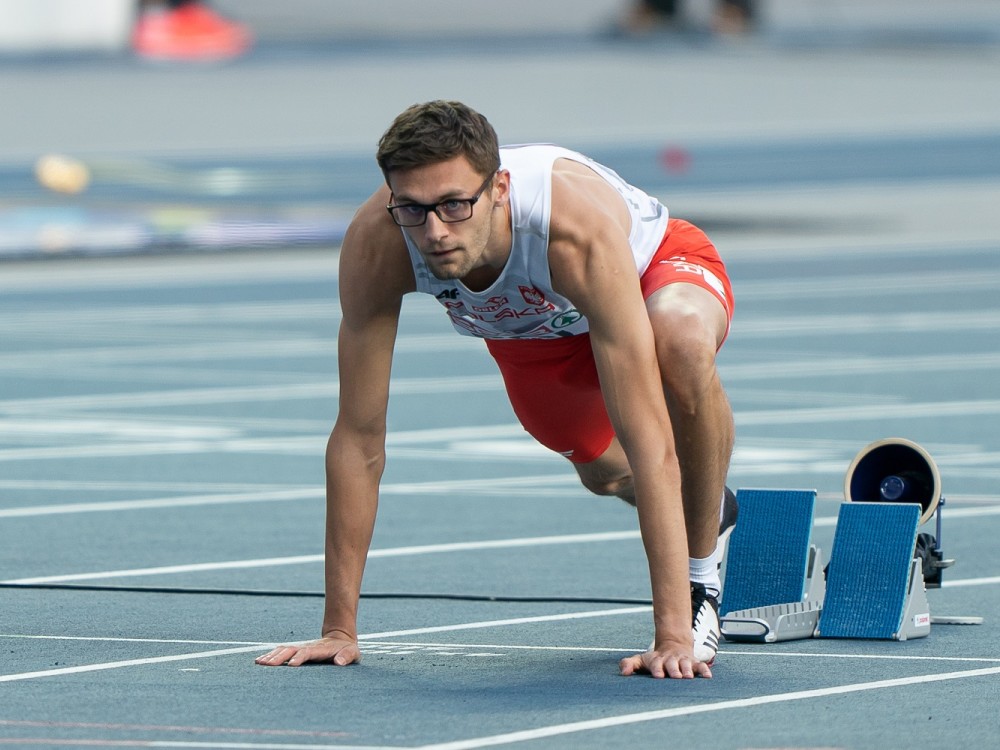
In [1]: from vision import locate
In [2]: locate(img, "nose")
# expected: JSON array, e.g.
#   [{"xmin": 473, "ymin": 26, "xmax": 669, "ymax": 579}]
[{"xmin": 422, "ymin": 210, "xmax": 449, "ymax": 242}]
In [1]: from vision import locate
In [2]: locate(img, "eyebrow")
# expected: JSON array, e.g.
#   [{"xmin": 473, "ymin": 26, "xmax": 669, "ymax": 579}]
[{"xmin": 390, "ymin": 185, "xmax": 474, "ymax": 204}]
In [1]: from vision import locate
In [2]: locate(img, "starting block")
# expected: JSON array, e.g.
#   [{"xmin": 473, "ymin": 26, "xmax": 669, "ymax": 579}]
[
  {"xmin": 720, "ymin": 490, "xmax": 933, "ymax": 643},
  {"xmin": 718, "ymin": 439, "xmax": 973, "ymax": 643},
  {"xmin": 720, "ymin": 489, "xmax": 825, "ymax": 642},
  {"xmin": 816, "ymin": 502, "xmax": 930, "ymax": 640}
]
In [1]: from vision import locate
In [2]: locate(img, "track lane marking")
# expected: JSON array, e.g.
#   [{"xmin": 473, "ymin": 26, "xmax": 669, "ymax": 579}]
[
  {"xmin": 414, "ymin": 666, "xmax": 1000, "ymax": 750},
  {"xmin": 0, "ymin": 607, "xmax": 649, "ymax": 683},
  {"xmin": 1, "ymin": 530, "xmax": 642, "ymax": 584}
]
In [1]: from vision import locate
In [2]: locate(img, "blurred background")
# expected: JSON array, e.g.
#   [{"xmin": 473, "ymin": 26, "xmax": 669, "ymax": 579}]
[{"xmin": 1, "ymin": 0, "xmax": 999, "ymax": 259}]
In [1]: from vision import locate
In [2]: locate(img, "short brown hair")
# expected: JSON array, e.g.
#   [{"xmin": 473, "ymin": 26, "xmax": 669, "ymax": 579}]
[{"xmin": 376, "ymin": 100, "xmax": 501, "ymax": 181}]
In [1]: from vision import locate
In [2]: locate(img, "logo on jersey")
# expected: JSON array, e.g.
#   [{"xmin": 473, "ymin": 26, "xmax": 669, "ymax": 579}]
[
  {"xmin": 519, "ymin": 285, "xmax": 547, "ymax": 306},
  {"xmin": 472, "ymin": 296, "xmax": 510, "ymax": 314},
  {"xmin": 551, "ymin": 309, "xmax": 583, "ymax": 329}
]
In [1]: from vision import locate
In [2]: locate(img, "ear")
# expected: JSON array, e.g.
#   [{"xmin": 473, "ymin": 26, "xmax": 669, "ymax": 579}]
[{"xmin": 493, "ymin": 169, "xmax": 511, "ymax": 205}]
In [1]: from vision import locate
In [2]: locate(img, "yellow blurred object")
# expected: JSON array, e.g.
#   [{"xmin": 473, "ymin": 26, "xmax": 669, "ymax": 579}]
[{"xmin": 35, "ymin": 153, "xmax": 91, "ymax": 194}]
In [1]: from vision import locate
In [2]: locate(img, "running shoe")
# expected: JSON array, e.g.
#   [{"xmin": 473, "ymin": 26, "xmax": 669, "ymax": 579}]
[{"xmin": 691, "ymin": 581, "xmax": 721, "ymax": 665}]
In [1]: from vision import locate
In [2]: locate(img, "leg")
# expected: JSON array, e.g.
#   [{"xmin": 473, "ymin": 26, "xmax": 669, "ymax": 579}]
[
  {"xmin": 618, "ymin": 0, "xmax": 681, "ymax": 34},
  {"xmin": 573, "ymin": 437, "xmax": 637, "ymax": 504},
  {"xmin": 646, "ymin": 282, "xmax": 734, "ymax": 558}
]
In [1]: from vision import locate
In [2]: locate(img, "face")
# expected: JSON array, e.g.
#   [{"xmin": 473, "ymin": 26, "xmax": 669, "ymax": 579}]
[{"xmin": 387, "ymin": 157, "xmax": 509, "ymax": 283}]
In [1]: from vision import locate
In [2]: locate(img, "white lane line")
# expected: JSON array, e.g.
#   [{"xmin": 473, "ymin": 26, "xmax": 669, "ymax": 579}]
[
  {"xmin": 7, "ymin": 634, "xmax": 999, "ymax": 664},
  {"xmin": 722, "ymin": 351, "xmax": 1000, "ymax": 381},
  {"xmin": 0, "ymin": 471, "xmax": 576, "ymax": 518},
  {"xmin": 0, "ymin": 634, "xmax": 269, "ymax": 646},
  {"xmin": 8, "ymin": 743, "xmax": 393, "ymax": 750},
  {"xmin": 0, "ymin": 480, "xmax": 303, "ymax": 492},
  {"xmin": 0, "ymin": 299, "xmax": 341, "ymax": 327},
  {"xmin": 0, "ymin": 252, "xmax": 340, "ymax": 292},
  {"xmin": 365, "ymin": 531, "xmax": 640, "ymax": 560},
  {"xmin": 735, "ymin": 269, "xmax": 1000, "ymax": 300},
  {"xmin": 0, "ymin": 333, "xmax": 477, "ymax": 370},
  {"xmin": 0, "ymin": 348, "xmax": 996, "ymax": 421},
  {"xmin": 0, "ymin": 382, "xmax": 336, "ymax": 413},
  {"xmin": 6, "ymin": 520, "xmax": 999, "ymax": 588},
  {"xmin": 4, "ymin": 400, "xmax": 1000, "ymax": 465},
  {"xmin": 0, "ymin": 375, "xmax": 502, "ymax": 415},
  {"xmin": 4, "ymin": 482, "xmax": 995, "ymax": 523},
  {"xmin": 0, "ymin": 646, "xmax": 271, "ymax": 683},
  {"xmin": 0, "ymin": 741, "xmax": 393, "ymax": 749},
  {"xmin": 718, "ymin": 649, "xmax": 1000, "ymax": 663},
  {"xmin": 0, "ymin": 488, "xmax": 324, "ymax": 518},
  {"xmin": 0, "ymin": 607, "xmax": 648, "ymax": 683},
  {"xmin": 357, "ymin": 608, "xmax": 650, "ymax": 641},
  {"xmin": 814, "ymin": 504, "xmax": 1000, "ymax": 527},
  {"xmin": 0, "ymin": 635, "xmax": 623, "ymax": 652},
  {"xmin": 942, "ymin": 575, "xmax": 1000, "ymax": 588},
  {"xmin": 0, "ymin": 419, "xmax": 239, "ymax": 440},
  {"xmin": 0, "ymin": 439, "xmax": 302, "ymax": 462},
  {"xmin": 2, "ymin": 556, "xmax": 324, "ymax": 584},
  {"xmin": 736, "ymin": 399, "xmax": 1000, "ymax": 426},
  {"xmin": 414, "ymin": 666, "xmax": 1000, "ymax": 750},
  {"xmin": 0, "ymin": 436, "xmax": 324, "ymax": 461},
  {"xmin": 148, "ymin": 743, "xmax": 394, "ymax": 750},
  {"xmin": 362, "ymin": 641, "xmax": 1000, "ymax": 663},
  {"xmin": 1, "ymin": 531, "xmax": 641, "ymax": 584},
  {"xmin": 734, "ymin": 309, "xmax": 1000, "ymax": 337}
]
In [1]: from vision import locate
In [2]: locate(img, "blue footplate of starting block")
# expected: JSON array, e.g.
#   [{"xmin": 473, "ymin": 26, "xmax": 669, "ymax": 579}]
[
  {"xmin": 721, "ymin": 488, "xmax": 817, "ymax": 616},
  {"xmin": 817, "ymin": 502, "xmax": 924, "ymax": 640}
]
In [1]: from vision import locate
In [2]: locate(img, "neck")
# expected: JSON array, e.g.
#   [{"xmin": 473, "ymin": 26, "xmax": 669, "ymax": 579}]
[{"xmin": 460, "ymin": 202, "xmax": 512, "ymax": 292}]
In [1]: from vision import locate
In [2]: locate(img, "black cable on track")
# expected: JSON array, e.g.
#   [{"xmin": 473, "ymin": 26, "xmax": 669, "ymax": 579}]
[{"xmin": 0, "ymin": 581, "xmax": 653, "ymax": 606}]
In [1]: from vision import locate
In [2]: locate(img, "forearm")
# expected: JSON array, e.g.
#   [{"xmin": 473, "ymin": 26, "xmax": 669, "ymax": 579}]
[
  {"xmin": 630, "ymin": 453, "xmax": 692, "ymax": 646},
  {"xmin": 320, "ymin": 428, "xmax": 384, "ymax": 639}
]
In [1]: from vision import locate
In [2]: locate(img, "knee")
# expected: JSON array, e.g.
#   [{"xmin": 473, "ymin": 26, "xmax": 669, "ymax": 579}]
[
  {"xmin": 649, "ymin": 305, "xmax": 721, "ymax": 410},
  {"xmin": 579, "ymin": 473, "xmax": 626, "ymax": 496},
  {"xmin": 577, "ymin": 473, "xmax": 637, "ymax": 505}
]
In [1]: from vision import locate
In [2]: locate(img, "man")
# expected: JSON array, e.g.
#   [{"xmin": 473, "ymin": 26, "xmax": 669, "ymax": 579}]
[
  {"xmin": 256, "ymin": 100, "xmax": 736, "ymax": 679},
  {"xmin": 618, "ymin": 0, "xmax": 755, "ymax": 36}
]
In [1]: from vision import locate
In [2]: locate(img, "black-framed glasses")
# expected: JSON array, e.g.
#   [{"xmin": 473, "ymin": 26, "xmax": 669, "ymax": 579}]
[{"xmin": 386, "ymin": 173, "xmax": 495, "ymax": 227}]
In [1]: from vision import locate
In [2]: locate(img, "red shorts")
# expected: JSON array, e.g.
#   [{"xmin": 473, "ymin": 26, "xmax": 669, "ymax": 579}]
[{"xmin": 485, "ymin": 218, "xmax": 734, "ymax": 463}]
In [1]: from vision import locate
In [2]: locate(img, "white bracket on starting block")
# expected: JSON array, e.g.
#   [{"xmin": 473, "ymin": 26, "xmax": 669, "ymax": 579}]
[
  {"xmin": 720, "ymin": 599, "xmax": 823, "ymax": 643},
  {"xmin": 721, "ymin": 544, "xmax": 826, "ymax": 642}
]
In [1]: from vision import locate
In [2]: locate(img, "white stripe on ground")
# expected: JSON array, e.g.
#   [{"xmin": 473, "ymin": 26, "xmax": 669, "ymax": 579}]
[
  {"xmin": 413, "ymin": 666, "xmax": 1000, "ymax": 750},
  {"xmin": 0, "ymin": 530, "xmax": 642, "ymax": 584},
  {"xmin": 0, "ymin": 607, "xmax": 649, "ymax": 683}
]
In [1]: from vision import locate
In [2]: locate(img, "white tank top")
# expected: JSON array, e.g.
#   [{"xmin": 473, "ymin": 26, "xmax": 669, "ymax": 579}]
[{"xmin": 403, "ymin": 144, "xmax": 669, "ymax": 339}]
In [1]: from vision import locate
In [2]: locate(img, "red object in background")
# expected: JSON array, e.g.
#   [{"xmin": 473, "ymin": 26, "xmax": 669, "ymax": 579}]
[
  {"xmin": 660, "ymin": 146, "xmax": 693, "ymax": 174},
  {"xmin": 132, "ymin": 3, "xmax": 253, "ymax": 61}
]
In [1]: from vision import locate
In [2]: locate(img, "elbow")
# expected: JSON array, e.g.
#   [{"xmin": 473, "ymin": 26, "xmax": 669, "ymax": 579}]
[{"xmin": 327, "ymin": 425, "xmax": 386, "ymax": 477}]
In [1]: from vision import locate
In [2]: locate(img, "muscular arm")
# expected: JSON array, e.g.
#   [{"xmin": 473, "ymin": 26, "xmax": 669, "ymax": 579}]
[
  {"xmin": 256, "ymin": 187, "xmax": 414, "ymax": 667},
  {"xmin": 547, "ymin": 162, "xmax": 707, "ymax": 678}
]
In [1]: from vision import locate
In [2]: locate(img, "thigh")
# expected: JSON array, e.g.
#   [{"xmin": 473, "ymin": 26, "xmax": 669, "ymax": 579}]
[
  {"xmin": 485, "ymin": 334, "xmax": 615, "ymax": 464},
  {"xmin": 640, "ymin": 218, "xmax": 735, "ymax": 346}
]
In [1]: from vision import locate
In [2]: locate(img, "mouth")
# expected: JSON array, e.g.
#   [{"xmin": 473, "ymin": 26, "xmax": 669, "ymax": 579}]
[{"xmin": 426, "ymin": 246, "xmax": 461, "ymax": 260}]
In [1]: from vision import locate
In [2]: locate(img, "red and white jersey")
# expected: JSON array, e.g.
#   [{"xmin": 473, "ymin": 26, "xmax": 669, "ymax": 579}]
[{"xmin": 403, "ymin": 144, "xmax": 670, "ymax": 339}]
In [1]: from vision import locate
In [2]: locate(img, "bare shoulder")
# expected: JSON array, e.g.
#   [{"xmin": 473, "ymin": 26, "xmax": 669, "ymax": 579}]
[
  {"xmin": 547, "ymin": 159, "xmax": 634, "ymax": 300},
  {"xmin": 548, "ymin": 158, "xmax": 631, "ymax": 246},
  {"xmin": 339, "ymin": 185, "xmax": 416, "ymax": 320}
]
